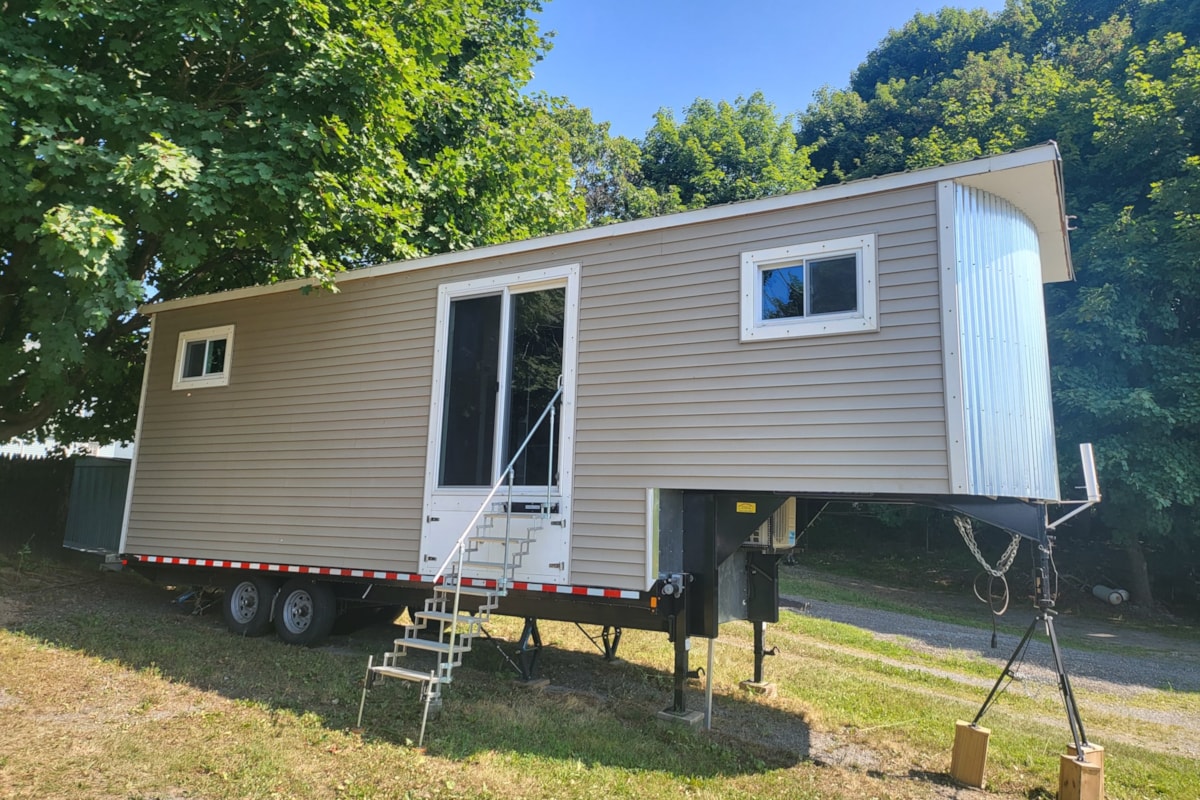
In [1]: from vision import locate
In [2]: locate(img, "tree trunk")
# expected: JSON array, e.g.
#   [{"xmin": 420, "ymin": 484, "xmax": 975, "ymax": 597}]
[{"xmin": 1124, "ymin": 538, "xmax": 1154, "ymax": 608}]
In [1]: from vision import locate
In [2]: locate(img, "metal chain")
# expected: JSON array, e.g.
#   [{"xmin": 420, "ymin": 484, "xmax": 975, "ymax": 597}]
[{"xmin": 955, "ymin": 516, "xmax": 1021, "ymax": 577}]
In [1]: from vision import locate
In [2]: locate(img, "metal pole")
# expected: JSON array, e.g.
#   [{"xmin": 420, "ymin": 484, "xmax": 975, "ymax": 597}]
[
  {"xmin": 972, "ymin": 615, "xmax": 1038, "ymax": 725},
  {"xmin": 705, "ymin": 637, "xmax": 714, "ymax": 730},
  {"xmin": 546, "ymin": 402, "xmax": 556, "ymax": 513},
  {"xmin": 753, "ymin": 622, "xmax": 766, "ymax": 684},
  {"xmin": 356, "ymin": 655, "xmax": 373, "ymax": 728},
  {"xmin": 1046, "ymin": 614, "xmax": 1087, "ymax": 754},
  {"xmin": 446, "ymin": 540, "xmax": 467, "ymax": 676},
  {"xmin": 1038, "ymin": 541, "xmax": 1089, "ymax": 753},
  {"xmin": 672, "ymin": 623, "xmax": 688, "ymax": 714},
  {"xmin": 503, "ymin": 468, "xmax": 514, "ymax": 590}
]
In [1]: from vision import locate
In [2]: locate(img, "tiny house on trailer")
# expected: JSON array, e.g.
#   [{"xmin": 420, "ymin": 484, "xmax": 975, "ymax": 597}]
[{"xmin": 120, "ymin": 143, "xmax": 1074, "ymax": 728}]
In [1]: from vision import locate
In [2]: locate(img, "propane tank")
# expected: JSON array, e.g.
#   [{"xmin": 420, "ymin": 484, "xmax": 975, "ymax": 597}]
[{"xmin": 1092, "ymin": 584, "xmax": 1126, "ymax": 605}]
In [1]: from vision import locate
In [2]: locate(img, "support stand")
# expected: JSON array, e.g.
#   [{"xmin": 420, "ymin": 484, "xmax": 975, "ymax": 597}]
[
  {"xmin": 959, "ymin": 538, "xmax": 1101, "ymax": 798},
  {"xmin": 671, "ymin": 614, "xmax": 689, "ymax": 713},
  {"xmin": 739, "ymin": 620, "xmax": 779, "ymax": 696},
  {"xmin": 602, "ymin": 625, "xmax": 623, "ymax": 661},
  {"xmin": 479, "ymin": 617, "xmax": 544, "ymax": 683},
  {"xmin": 657, "ymin": 573, "xmax": 703, "ymax": 727},
  {"xmin": 514, "ymin": 617, "xmax": 543, "ymax": 683},
  {"xmin": 573, "ymin": 623, "xmax": 623, "ymax": 661}
]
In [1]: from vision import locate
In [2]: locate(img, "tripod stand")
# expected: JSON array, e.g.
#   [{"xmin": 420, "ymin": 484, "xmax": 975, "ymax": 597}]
[{"xmin": 971, "ymin": 536, "xmax": 1091, "ymax": 758}]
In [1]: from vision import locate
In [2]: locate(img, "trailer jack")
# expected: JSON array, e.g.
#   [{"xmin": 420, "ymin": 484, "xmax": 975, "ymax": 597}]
[
  {"xmin": 481, "ymin": 617, "xmax": 543, "ymax": 682},
  {"xmin": 954, "ymin": 538, "xmax": 1103, "ymax": 795},
  {"xmin": 574, "ymin": 623, "xmax": 623, "ymax": 661}
]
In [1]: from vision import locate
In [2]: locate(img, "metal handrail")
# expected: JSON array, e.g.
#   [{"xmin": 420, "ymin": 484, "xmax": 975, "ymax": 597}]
[
  {"xmin": 431, "ymin": 379, "xmax": 564, "ymax": 677},
  {"xmin": 430, "ymin": 379, "xmax": 563, "ymax": 584}
]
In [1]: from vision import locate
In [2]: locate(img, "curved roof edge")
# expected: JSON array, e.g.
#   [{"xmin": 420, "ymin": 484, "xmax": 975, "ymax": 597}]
[{"xmin": 142, "ymin": 142, "xmax": 1072, "ymax": 315}]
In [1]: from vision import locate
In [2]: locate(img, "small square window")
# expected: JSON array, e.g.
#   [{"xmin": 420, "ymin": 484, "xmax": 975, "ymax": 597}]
[
  {"xmin": 741, "ymin": 235, "xmax": 877, "ymax": 341},
  {"xmin": 173, "ymin": 325, "xmax": 234, "ymax": 389}
]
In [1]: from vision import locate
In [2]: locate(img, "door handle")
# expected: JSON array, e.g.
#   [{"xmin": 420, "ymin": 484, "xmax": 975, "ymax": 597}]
[{"xmin": 426, "ymin": 516, "xmax": 439, "ymax": 522}]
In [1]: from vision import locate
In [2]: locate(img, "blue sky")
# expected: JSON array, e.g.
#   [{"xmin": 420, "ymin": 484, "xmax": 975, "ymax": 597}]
[{"xmin": 527, "ymin": 0, "xmax": 1010, "ymax": 140}]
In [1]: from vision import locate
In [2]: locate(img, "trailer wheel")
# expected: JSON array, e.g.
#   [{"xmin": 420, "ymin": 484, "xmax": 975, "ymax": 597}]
[
  {"xmin": 222, "ymin": 576, "xmax": 278, "ymax": 636},
  {"xmin": 274, "ymin": 578, "xmax": 337, "ymax": 646}
]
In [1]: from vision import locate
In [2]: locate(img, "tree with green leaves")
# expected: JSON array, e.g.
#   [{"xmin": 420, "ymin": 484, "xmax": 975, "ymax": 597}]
[
  {"xmin": 548, "ymin": 92, "xmax": 819, "ymax": 225},
  {"xmin": 0, "ymin": 0, "xmax": 582, "ymax": 444},
  {"xmin": 640, "ymin": 92, "xmax": 820, "ymax": 210},
  {"xmin": 1049, "ymin": 33, "xmax": 1200, "ymax": 605},
  {"xmin": 548, "ymin": 103, "xmax": 674, "ymax": 226},
  {"xmin": 799, "ymin": 0, "xmax": 1200, "ymax": 607}
]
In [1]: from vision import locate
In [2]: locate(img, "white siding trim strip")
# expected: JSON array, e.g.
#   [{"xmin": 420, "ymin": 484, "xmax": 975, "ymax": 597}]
[
  {"xmin": 937, "ymin": 181, "xmax": 970, "ymax": 494},
  {"xmin": 128, "ymin": 554, "xmax": 644, "ymax": 599},
  {"xmin": 119, "ymin": 318, "xmax": 155, "ymax": 554}
]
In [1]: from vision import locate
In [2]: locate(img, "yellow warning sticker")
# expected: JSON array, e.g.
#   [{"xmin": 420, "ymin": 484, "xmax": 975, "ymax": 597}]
[{"xmin": 735, "ymin": 502, "xmax": 757, "ymax": 514}]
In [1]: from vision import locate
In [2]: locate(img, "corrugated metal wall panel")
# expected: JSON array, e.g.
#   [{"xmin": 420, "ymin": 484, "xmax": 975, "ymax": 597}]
[
  {"xmin": 64, "ymin": 457, "xmax": 131, "ymax": 552},
  {"xmin": 954, "ymin": 184, "xmax": 1059, "ymax": 499}
]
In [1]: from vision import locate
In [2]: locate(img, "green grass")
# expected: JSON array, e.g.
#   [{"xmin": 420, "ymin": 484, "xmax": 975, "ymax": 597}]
[
  {"xmin": 757, "ymin": 612, "xmax": 1200, "ymax": 797},
  {"xmin": 0, "ymin": 558, "xmax": 1196, "ymax": 799}
]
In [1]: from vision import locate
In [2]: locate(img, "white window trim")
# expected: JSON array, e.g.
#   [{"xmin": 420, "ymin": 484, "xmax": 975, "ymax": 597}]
[
  {"xmin": 740, "ymin": 234, "xmax": 878, "ymax": 341},
  {"xmin": 172, "ymin": 324, "xmax": 235, "ymax": 390}
]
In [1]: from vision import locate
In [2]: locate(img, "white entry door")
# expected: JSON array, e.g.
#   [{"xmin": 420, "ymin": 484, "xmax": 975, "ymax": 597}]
[{"xmin": 419, "ymin": 265, "xmax": 578, "ymax": 585}]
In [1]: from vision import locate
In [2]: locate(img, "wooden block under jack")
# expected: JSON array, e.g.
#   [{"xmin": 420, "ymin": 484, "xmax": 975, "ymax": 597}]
[
  {"xmin": 738, "ymin": 680, "xmax": 777, "ymax": 697},
  {"xmin": 1066, "ymin": 742, "xmax": 1104, "ymax": 769},
  {"xmin": 1059, "ymin": 753, "xmax": 1103, "ymax": 800},
  {"xmin": 949, "ymin": 720, "xmax": 990, "ymax": 789},
  {"xmin": 1060, "ymin": 743, "xmax": 1105, "ymax": 800}
]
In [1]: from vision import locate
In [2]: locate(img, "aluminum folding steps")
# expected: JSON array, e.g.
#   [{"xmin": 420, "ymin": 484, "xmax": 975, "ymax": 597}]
[{"xmin": 356, "ymin": 503, "xmax": 550, "ymax": 745}]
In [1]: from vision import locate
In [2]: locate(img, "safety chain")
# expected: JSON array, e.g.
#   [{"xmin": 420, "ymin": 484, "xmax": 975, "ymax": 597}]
[
  {"xmin": 956, "ymin": 515, "xmax": 1022, "ymax": 634},
  {"xmin": 955, "ymin": 516, "xmax": 1020, "ymax": 577}
]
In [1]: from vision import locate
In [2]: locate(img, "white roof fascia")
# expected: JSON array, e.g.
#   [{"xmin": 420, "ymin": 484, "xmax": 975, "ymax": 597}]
[{"xmin": 141, "ymin": 143, "xmax": 1070, "ymax": 316}]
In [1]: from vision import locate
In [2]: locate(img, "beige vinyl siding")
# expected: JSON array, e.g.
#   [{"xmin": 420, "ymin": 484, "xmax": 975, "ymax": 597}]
[
  {"xmin": 126, "ymin": 183, "xmax": 947, "ymax": 590},
  {"xmin": 565, "ymin": 185, "xmax": 945, "ymax": 588},
  {"xmin": 126, "ymin": 276, "xmax": 438, "ymax": 570}
]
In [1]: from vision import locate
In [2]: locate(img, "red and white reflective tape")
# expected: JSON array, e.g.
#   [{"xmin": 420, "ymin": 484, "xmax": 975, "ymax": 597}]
[
  {"xmin": 509, "ymin": 581, "xmax": 638, "ymax": 599},
  {"xmin": 128, "ymin": 554, "xmax": 643, "ymax": 600},
  {"xmin": 132, "ymin": 555, "xmax": 426, "ymax": 583}
]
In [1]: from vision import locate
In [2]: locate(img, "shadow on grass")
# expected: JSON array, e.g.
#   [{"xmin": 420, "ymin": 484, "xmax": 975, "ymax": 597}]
[{"xmin": 4, "ymin": 563, "xmax": 808, "ymax": 779}]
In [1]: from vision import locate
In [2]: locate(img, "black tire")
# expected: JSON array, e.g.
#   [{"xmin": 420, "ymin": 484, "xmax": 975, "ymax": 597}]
[
  {"xmin": 273, "ymin": 578, "xmax": 337, "ymax": 646},
  {"xmin": 221, "ymin": 576, "xmax": 278, "ymax": 636}
]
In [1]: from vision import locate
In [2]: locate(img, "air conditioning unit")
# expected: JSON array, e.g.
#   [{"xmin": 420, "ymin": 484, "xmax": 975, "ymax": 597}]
[{"xmin": 748, "ymin": 497, "xmax": 797, "ymax": 550}]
